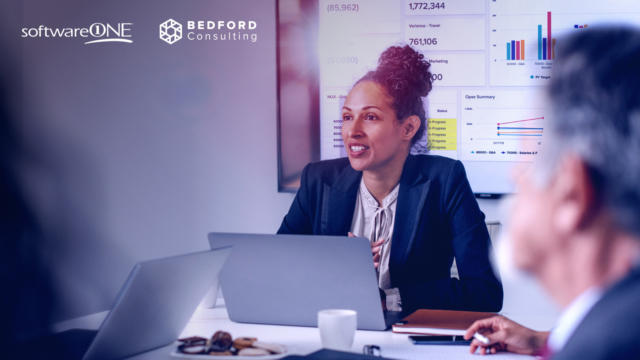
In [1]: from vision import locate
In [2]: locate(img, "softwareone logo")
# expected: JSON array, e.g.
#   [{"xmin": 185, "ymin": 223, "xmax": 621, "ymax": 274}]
[
  {"xmin": 159, "ymin": 19, "xmax": 182, "ymax": 44},
  {"xmin": 21, "ymin": 22, "xmax": 133, "ymax": 44},
  {"xmin": 158, "ymin": 18, "xmax": 258, "ymax": 44}
]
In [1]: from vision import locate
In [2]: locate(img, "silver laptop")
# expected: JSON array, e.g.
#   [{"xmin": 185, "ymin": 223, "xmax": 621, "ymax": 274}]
[
  {"xmin": 208, "ymin": 233, "xmax": 400, "ymax": 331},
  {"xmin": 80, "ymin": 247, "xmax": 231, "ymax": 360}
]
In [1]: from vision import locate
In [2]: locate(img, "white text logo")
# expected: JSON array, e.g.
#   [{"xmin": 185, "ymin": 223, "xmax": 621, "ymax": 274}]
[
  {"xmin": 159, "ymin": 18, "xmax": 258, "ymax": 44},
  {"xmin": 21, "ymin": 23, "xmax": 134, "ymax": 44}
]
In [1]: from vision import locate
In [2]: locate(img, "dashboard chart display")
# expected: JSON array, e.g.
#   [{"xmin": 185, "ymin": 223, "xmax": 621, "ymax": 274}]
[{"xmin": 277, "ymin": 0, "xmax": 640, "ymax": 194}]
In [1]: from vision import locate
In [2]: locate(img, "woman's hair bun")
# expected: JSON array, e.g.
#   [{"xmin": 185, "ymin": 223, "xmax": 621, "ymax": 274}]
[
  {"xmin": 376, "ymin": 45, "xmax": 432, "ymax": 98},
  {"xmin": 354, "ymin": 44, "xmax": 432, "ymax": 145}
]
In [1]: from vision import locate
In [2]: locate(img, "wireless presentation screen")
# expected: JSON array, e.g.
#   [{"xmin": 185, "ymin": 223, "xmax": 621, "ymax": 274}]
[{"xmin": 277, "ymin": 0, "xmax": 640, "ymax": 195}]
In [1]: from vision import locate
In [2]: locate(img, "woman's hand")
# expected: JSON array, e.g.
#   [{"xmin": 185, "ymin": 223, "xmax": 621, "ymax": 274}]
[
  {"xmin": 371, "ymin": 238, "xmax": 383, "ymax": 269},
  {"xmin": 348, "ymin": 232, "xmax": 383, "ymax": 269},
  {"xmin": 463, "ymin": 315, "xmax": 549, "ymax": 355}
]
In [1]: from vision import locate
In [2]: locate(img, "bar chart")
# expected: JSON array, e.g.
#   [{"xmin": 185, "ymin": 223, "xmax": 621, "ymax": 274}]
[
  {"xmin": 506, "ymin": 40, "xmax": 524, "ymax": 61},
  {"xmin": 537, "ymin": 12, "xmax": 555, "ymax": 60},
  {"xmin": 505, "ymin": 11, "xmax": 556, "ymax": 61},
  {"xmin": 490, "ymin": 0, "xmax": 640, "ymax": 86}
]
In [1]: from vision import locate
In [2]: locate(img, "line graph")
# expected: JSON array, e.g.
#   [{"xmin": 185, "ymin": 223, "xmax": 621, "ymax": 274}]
[
  {"xmin": 460, "ymin": 90, "xmax": 546, "ymax": 161},
  {"xmin": 497, "ymin": 116, "xmax": 544, "ymax": 125},
  {"xmin": 497, "ymin": 116, "xmax": 544, "ymax": 137}
]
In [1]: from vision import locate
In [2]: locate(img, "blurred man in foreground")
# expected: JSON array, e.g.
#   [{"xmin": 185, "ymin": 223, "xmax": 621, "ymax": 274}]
[{"xmin": 464, "ymin": 26, "xmax": 640, "ymax": 359}]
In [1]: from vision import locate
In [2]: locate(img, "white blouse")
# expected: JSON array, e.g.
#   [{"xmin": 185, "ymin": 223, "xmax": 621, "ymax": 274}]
[{"xmin": 349, "ymin": 178, "xmax": 402, "ymax": 311}]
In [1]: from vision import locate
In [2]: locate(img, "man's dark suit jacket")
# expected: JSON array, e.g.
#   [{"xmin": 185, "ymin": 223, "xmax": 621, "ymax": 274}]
[
  {"xmin": 278, "ymin": 154, "xmax": 503, "ymax": 313},
  {"xmin": 553, "ymin": 265, "xmax": 640, "ymax": 360}
]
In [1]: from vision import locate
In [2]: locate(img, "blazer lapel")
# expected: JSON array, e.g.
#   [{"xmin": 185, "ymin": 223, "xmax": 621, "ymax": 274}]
[
  {"xmin": 321, "ymin": 165, "xmax": 361, "ymax": 235},
  {"xmin": 390, "ymin": 155, "xmax": 431, "ymax": 276}
]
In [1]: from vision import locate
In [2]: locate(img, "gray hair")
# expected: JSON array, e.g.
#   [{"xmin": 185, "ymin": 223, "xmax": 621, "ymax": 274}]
[{"xmin": 540, "ymin": 26, "xmax": 640, "ymax": 238}]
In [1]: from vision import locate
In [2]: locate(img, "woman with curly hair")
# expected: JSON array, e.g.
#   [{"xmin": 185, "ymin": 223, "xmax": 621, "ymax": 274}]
[{"xmin": 278, "ymin": 45, "xmax": 503, "ymax": 314}]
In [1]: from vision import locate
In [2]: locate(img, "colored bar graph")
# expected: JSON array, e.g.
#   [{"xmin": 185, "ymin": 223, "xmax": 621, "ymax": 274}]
[
  {"xmin": 536, "ymin": 12, "xmax": 555, "ymax": 60},
  {"xmin": 547, "ymin": 12, "xmax": 552, "ymax": 60},
  {"xmin": 511, "ymin": 40, "xmax": 515, "ymax": 60},
  {"xmin": 538, "ymin": 25, "xmax": 542, "ymax": 60},
  {"xmin": 504, "ymin": 11, "xmax": 558, "ymax": 62},
  {"xmin": 506, "ymin": 39, "xmax": 525, "ymax": 61}
]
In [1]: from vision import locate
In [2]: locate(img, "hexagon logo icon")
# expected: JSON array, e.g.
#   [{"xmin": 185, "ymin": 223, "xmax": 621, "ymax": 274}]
[{"xmin": 159, "ymin": 19, "xmax": 182, "ymax": 44}]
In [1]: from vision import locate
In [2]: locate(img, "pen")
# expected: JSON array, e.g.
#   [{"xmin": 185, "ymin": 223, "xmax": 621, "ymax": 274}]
[{"xmin": 473, "ymin": 332, "xmax": 490, "ymax": 345}]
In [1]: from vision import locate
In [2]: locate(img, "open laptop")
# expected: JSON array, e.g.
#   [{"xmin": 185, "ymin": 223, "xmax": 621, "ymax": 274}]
[
  {"xmin": 53, "ymin": 247, "xmax": 231, "ymax": 360},
  {"xmin": 208, "ymin": 233, "xmax": 402, "ymax": 331}
]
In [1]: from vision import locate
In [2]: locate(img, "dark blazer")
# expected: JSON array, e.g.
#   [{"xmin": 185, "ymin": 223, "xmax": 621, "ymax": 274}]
[
  {"xmin": 553, "ymin": 266, "xmax": 640, "ymax": 360},
  {"xmin": 278, "ymin": 154, "xmax": 503, "ymax": 313}
]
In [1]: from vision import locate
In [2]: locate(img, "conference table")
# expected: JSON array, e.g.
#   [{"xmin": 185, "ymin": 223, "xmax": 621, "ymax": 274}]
[
  {"xmin": 60, "ymin": 304, "xmax": 553, "ymax": 359},
  {"xmin": 53, "ymin": 273, "xmax": 558, "ymax": 359},
  {"xmin": 130, "ymin": 287, "xmax": 554, "ymax": 360}
]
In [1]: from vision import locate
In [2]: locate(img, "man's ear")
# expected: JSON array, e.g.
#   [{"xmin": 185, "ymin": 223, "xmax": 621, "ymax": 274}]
[
  {"xmin": 401, "ymin": 115, "xmax": 421, "ymax": 141},
  {"xmin": 551, "ymin": 155, "xmax": 597, "ymax": 235}
]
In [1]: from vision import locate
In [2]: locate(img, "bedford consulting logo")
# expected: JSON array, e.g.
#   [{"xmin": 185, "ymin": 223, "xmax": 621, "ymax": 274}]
[
  {"xmin": 159, "ymin": 18, "xmax": 182, "ymax": 44},
  {"xmin": 158, "ymin": 18, "xmax": 258, "ymax": 45},
  {"xmin": 21, "ymin": 23, "xmax": 133, "ymax": 44}
]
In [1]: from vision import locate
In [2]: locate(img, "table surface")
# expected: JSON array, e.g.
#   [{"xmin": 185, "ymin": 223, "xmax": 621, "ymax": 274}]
[
  {"xmin": 125, "ymin": 299, "xmax": 550, "ymax": 360},
  {"xmin": 54, "ymin": 275, "xmax": 559, "ymax": 360}
]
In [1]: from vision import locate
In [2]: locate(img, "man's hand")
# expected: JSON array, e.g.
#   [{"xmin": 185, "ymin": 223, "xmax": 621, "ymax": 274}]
[
  {"xmin": 348, "ymin": 232, "xmax": 383, "ymax": 269},
  {"xmin": 463, "ymin": 316, "xmax": 549, "ymax": 355}
]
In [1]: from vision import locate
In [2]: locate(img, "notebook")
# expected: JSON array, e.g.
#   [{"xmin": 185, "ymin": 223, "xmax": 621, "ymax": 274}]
[{"xmin": 391, "ymin": 309, "xmax": 497, "ymax": 336}]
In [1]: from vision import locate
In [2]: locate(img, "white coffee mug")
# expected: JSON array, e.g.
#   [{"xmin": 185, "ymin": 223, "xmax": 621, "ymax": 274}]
[{"xmin": 317, "ymin": 309, "xmax": 357, "ymax": 351}]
